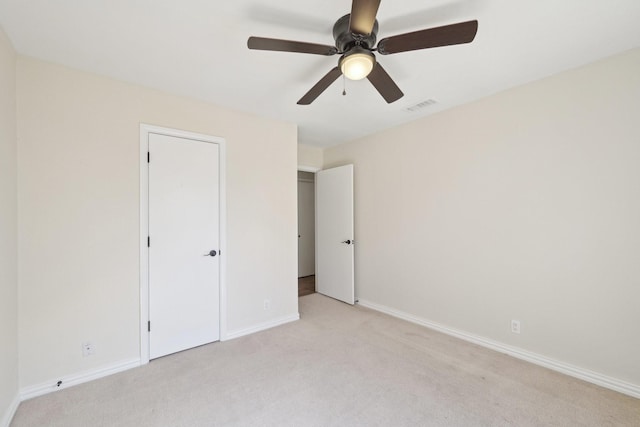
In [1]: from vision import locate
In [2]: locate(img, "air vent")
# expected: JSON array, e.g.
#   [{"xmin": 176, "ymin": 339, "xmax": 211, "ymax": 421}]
[{"xmin": 404, "ymin": 99, "xmax": 438, "ymax": 112}]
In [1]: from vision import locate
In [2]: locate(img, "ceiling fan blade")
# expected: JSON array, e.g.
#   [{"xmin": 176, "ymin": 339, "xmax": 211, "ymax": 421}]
[
  {"xmin": 366, "ymin": 63, "xmax": 404, "ymax": 103},
  {"xmin": 349, "ymin": 0, "xmax": 381, "ymax": 35},
  {"xmin": 248, "ymin": 37, "xmax": 338, "ymax": 56},
  {"xmin": 377, "ymin": 20, "xmax": 478, "ymax": 55},
  {"xmin": 298, "ymin": 67, "xmax": 343, "ymax": 105}
]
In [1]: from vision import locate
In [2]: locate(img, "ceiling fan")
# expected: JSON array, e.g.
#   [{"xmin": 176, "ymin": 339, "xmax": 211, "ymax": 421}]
[{"xmin": 247, "ymin": 0, "xmax": 478, "ymax": 105}]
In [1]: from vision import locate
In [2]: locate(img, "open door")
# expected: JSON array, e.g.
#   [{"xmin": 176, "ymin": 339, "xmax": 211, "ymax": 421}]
[{"xmin": 316, "ymin": 164, "xmax": 354, "ymax": 304}]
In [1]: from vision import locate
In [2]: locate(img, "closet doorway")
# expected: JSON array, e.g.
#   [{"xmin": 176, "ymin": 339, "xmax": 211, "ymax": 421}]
[{"xmin": 297, "ymin": 170, "xmax": 315, "ymax": 296}]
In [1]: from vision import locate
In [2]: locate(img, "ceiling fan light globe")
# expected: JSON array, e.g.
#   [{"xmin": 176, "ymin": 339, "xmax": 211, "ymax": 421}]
[{"xmin": 340, "ymin": 53, "xmax": 375, "ymax": 80}]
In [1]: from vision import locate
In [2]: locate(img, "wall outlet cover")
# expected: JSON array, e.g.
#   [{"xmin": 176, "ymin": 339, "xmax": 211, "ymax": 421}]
[
  {"xmin": 82, "ymin": 342, "xmax": 96, "ymax": 357},
  {"xmin": 511, "ymin": 320, "xmax": 521, "ymax": 334}
]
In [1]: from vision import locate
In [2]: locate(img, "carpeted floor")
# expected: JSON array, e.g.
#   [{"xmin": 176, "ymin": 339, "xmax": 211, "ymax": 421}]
[{"xmin": 12, "ymin": 294, "xmax": 640, "ymax": 426}]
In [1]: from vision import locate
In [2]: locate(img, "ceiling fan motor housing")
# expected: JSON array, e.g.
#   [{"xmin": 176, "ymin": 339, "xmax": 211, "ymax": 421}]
[{"xmin": 333, "ymin": 14, "xmax": 379, "ymax": 52}]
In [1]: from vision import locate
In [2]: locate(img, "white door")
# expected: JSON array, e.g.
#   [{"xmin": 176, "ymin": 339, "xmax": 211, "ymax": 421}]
[
  {"xmin": 316, "ymin": 164, "xmax": 354, "ymax": 304},
  {"xmin": 148, "ymin": 133, "xmax": 220, "ymax": 359},
  {"xmin": 297, "ymin": 178, "xmax": 315, "ymax": 277}
]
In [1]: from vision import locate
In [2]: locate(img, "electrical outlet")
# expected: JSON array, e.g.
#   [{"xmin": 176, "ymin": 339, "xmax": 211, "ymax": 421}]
[
  {"xmin": 82, "ymin": 342, "xmax": 96, "ymax": 357},
  {"xmin": 511, "ymin": 320, "xmax": 521, "ymax": 334},
  {"xmin": 263, "ymin": 299, "xmax": 271, "ymax": 310}
]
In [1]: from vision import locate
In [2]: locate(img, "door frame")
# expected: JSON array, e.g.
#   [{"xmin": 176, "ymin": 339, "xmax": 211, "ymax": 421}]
[
  {"xmin": 139, "ymin": 124, "xmax": 227, "ymax": 364},
  {"xmin": 297, "ymin": 170, "xmax": 317, "ymax": 278}
]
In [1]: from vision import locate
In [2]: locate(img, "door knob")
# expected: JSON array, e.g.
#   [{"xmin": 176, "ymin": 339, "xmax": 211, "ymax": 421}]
[
  {"xmin": 341, "ymin": 240, "xmax": 354, "ymax": 245},
  {"xmin": 204, "ymin": 250, "xmax": 217, "ymax": 257}
]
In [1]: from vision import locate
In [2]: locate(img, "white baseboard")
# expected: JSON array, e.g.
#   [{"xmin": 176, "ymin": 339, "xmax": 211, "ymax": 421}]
[
  {"xmin": 223, "ymin": 313, "xmax": 300, "ymax": 341},
  {"xmin": 19, "ymin": 314, "xmax": 299, "ymax": 403},
  {"xmin": 1, "ymin": 393, "xmax": 20, "ymax": 427},
  {"xmin": 20, "ymin": 358, "xmax": 141, "ymax": 401},
  {"xmin": 357, "ymin": 299, "xmax": 640, "ymax": 399}
]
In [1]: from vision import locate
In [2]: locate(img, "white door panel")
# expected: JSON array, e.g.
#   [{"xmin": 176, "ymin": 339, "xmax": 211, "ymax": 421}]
[
  {"xmin": 148, "ymin": 133, "xmax": 220, "ymax": 359},
  {"xmin": 316, "ymin": 164, "xmax": 354, "ymax": 304}
]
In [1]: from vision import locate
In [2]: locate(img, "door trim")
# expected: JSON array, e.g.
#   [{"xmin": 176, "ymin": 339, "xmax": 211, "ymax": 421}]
[
  {"xmin": 139, "ymin": 124, "xmax": 227, "ymax": 364},
  {"xmin": 298, "ymin": 165, "xmax": 321, "ymax": 173}
]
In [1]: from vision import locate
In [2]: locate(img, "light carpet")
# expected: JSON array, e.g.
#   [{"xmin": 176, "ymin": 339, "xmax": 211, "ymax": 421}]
[{"xmin": 12, "ymin": 293, "xmax": 640, "ymax": 426}]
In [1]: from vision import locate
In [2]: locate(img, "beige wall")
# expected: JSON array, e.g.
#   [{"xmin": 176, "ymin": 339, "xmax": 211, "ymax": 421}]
[
  {"xmin": 297, "ymin": 143, "xmax": 323, "ymax": 170},
  {"xmin": 325, "ymin": 49, "xmax": 640, "ymax": 387},
  {"xmin": 17, "ymin": 58, "xmax": 298, "ymax": 388},
  {"xmin": 0, "ymin": 27, "xmax": 19, "ymax": 424}
]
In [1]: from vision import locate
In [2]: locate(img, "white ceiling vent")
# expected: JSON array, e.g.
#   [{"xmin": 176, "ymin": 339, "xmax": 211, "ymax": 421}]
[{"xmin": 404, "ymin": 99, "xmax": 438, "ymax": 112}]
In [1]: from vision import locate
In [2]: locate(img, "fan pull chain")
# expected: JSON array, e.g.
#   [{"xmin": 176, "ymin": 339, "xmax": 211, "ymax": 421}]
[{"xmin": 342, "ymin": 74, "xmax": 346, "ymax": 96}]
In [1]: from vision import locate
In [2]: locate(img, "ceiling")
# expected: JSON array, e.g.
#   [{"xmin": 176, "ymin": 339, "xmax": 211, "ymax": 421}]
[{"xmin": 1, "ymin": 0, "xmax": 639, "ymax": 148}]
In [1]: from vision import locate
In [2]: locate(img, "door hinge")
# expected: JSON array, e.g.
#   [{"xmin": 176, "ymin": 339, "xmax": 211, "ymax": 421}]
[
  {"xmin": 148, "ymin": 321, "xmax": 151, "ymax": 332},
  {"xmin": 147, "ymin": 152, "xmax": 150, "ymax": 163},
  {"xmin": 147, "ymin": 236, "xmax": 150, "ymax": 247}
]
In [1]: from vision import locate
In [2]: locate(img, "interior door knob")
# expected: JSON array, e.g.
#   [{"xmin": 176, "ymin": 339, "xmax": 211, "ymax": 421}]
[
  {"xmin": 341, "ymin": 240, "xmax": 353, "ymax": 245},
  {"xmin": 204, "ymin": 250, "xmax": 217, "ymax": 257}
]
